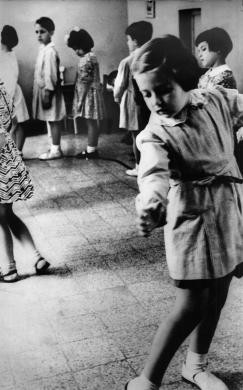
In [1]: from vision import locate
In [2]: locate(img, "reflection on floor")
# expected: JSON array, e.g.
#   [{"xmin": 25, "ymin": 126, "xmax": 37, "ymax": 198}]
[{"xmin": 1, "ymin": 132, "xmax": 242, "ymax": 389}]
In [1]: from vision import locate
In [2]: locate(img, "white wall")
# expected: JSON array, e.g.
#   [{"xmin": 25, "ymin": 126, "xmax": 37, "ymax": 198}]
[
  {"xmin": 0, "ymin": 0, "xmax": 128, "ymax": 108},
  {"xmin": 127, "ymin": 0, "xmax": 243, "ymax": 91}
]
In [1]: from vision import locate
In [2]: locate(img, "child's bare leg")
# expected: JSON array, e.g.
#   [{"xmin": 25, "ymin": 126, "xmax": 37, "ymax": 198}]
[
  {"xmin": 126, "ymin": 131, "xmax": 140, "ymax": 176},
  {"xmin": 0, "ymin": 204, "xmax": 16, "ymax": 275},
  {"xmin": 87, "ymin": 118, "xmax": 99, "ymax": 148},
  {"xmin": 142, "ymin": 287, "xmax": 210, "ymax": 387},
  {"xmin": 39, "ymin": 121, "xmax": 62, "ymax": 160},
  {"xmin": 49, "ymin": 120, "xmax": 61, "ymax": 146},
  {"xmin": 189, "ymin": 275, "xmax": 232, "ymax": 354},
  {"xmin": 5, "ymin": 204, "xmax": 43, "ymax": 264}
]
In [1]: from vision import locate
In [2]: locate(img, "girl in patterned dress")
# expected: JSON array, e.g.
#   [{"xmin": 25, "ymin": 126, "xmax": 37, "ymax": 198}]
[
  {"xmin": 0, "ymin": 80, "xmax": 49, "ymax": 282},
  {"xmin": 195, "ymin": 27, "xmax": 236, "ymax": 89},
  {"xmin": 33, "ymin": 17, "xmax": 66, "ymax": 160},
  {"xmin": 66, "ymin": 28, "xmax": 105, "ymax": 159},
  {"xmin": 125, "ymin": 36, "xmax": 243, "ymax": 390}
]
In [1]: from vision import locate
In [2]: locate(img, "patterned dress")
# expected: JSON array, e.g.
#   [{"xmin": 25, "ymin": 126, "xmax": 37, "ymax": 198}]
[
  {"xmin": 0, "ymin": 80, "xmax": 33, "ymax": 203},
  {"xmin": 198, "ymin": 64, "xmax": 237, "ymax": 89},
  {"xmin": 72, "ymin": 51, "xmax": 105, "ymax": 121}
]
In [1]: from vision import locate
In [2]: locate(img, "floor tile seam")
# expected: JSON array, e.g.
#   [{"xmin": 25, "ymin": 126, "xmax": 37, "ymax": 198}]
[{"xmin": 68, "ymin": 357, "xmax": 129, "ymax": 376}]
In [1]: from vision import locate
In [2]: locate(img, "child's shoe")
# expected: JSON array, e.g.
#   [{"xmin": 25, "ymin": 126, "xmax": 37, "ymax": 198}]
[
  {"xmin": 35, "ymin": 257, "xmax": 50, "ymax": 275},
  {"xmin": 39, "ymin": 149, "xmax": 63, "ymax": 160},
  {"xmin": 126, "ymin": 165, "xmax": 138, "ymax": 177},
  {"xmin": 76, "ymin": 150, "xmax": 99, "ymax": 159},
  {"xmin": 182, "ymin": 363, "xmax": 229, "ymax": 390},
  {"xmin": 2, "ymin": 269, "xmax": 19, "ymax": 283}
]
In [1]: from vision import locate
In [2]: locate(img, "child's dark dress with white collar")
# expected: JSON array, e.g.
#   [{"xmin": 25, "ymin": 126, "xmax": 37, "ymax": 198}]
[{"xmin": 137, "ymin": 87, "xmax": 243, "ymax": 282}]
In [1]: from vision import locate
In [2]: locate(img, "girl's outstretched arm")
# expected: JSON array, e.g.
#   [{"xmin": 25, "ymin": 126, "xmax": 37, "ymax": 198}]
[{"xmin": 136, "ymin": 123, "xmax": 170, "ymax": 235}]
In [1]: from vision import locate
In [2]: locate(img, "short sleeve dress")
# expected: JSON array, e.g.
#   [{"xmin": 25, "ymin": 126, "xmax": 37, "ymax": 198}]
[
  {"xmin": 72, "ymin": 51, "xmax": 105, "ymax": 121},
  {"xmin": 0, "ymin": 79, "xmax": 33, "ymax": 203}
]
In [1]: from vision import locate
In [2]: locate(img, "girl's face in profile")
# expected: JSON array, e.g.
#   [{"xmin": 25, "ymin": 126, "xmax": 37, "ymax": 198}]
[
  {"xmin": 197, "ymin": 41, "xmax": 219, "ymax": 68},
  {"xmin": 126, "ymin": 35, "xmax": 137, "ymax": 53},
  {"xmin": 135, "ymin": 70, "xmax": 189, "ymax": 117},
  {"xmin": 35, "ymin": 24, "xmax": 52, "ymax": 45}
]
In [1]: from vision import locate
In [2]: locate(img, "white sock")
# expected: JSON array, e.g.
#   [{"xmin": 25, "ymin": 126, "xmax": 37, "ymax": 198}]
[
  {"xmin": 51, "ymin": 144, "xmax": 61, "ymax": 153},
  {"xmin": 87, "ymin": 145, "xmax": 96, "ymax": 153},
  {"xmin": 185, "ymin": 350, "xmax": 208, "ymax": 373},
  {"xmin": 127, "ymin": 374, "xmax": 159, "ymax": 390}
]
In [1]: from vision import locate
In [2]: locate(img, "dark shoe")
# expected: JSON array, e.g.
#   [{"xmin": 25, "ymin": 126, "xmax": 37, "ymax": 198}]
[
  {"xmin": 2, "ymin": 269, "xmax": 19, "ymax": 283},
  {"xmin": 35, "ymin": 258, "xmax": 50, "ymax": 275},
  {"xmin": 76, "ymin": 150, "xmax": 99, "ymax": 160}
]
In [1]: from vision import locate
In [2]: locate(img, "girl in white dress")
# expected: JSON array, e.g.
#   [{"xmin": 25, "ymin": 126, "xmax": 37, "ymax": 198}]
[
  {"xmin": 0, "ymin": 25, "xmax": 29, "ymax": 155},
  {"xmin": 32, "ymin": 17, "xmax": 66, "ymax": 160}
]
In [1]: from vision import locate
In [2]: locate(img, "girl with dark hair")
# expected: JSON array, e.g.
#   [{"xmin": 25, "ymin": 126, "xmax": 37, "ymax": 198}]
[
  {"xmin": 0, "ymin": 25, "xmax": 29, "ymax": 155},
  {"xmin": 195, "ymin": 27, "xmax": 236, "ymax": 89},
  {"xmin": 66, "ymin": 28, "xmax": 105, "ymax": 159},
  {"xmin": 114, "ymin": 20, "xmax": 153, "ymax": 176},
  {"xmin": 33, "ymin": 17, "xmax": 66, "ymax": 160},
  {"xmin": 124, "ymin": 36, "xmax": 243, "ymax": 390}
]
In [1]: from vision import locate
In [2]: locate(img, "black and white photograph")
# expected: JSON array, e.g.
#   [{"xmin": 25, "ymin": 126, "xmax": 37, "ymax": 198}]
[{"xmin": 0, "ymin": 0, "xmax": 242, "ymax": 389}]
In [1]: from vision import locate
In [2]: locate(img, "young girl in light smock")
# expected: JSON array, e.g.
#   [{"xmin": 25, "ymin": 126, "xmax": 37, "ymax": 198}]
[
  {"xmin": 33, "ymin": 17, "xmax": 66, "ymax": 160},
  {"xmin": 125, "ymin": 36, "xmax": 243, "ymax": 390}
]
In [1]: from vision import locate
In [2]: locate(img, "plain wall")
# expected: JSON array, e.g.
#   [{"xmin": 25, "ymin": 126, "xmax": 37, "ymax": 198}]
[
  {"xmin": 0, "ymin": 0, "xmax": 128, "ymax": 109},
  {"xmin": 127, "ymin": 0, "xmax": 243, "ymax": 91}
]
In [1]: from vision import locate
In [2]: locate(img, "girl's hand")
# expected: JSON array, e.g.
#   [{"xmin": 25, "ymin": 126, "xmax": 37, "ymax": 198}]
[
  {"xmin": 136, "ymin": 198, "xmax": 166, "ymax": 237},
  {"xmin": 237, "ymin": 127, "xmax": 243, "ymax": 142},
  {"xmin": 42, "ymin": 90, "xmax": 53, "ymax": 110}
]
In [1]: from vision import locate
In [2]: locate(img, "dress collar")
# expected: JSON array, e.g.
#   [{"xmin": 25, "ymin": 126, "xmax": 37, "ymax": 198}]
[
  {"xmin": 151, "ymin": 89, "xmax": 208, "ymax": 127},
  {"xmin": 208, "ymin": 64, "xmax": 231, "ymax": 77}
]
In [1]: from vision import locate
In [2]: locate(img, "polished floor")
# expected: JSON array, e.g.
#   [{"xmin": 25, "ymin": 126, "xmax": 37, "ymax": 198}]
[{"xmin": 1, "ymin": 129, "xmax": 243, "ymax": 390}]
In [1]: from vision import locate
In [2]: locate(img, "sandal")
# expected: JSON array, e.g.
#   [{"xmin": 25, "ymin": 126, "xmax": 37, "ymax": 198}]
[
  {"xmin": 2, "ymin": 269, "xmax": 19, "ymax": 283},
  {"xmin": 35, "ymin": 258, "xmax": 50, "ymax": 275}
]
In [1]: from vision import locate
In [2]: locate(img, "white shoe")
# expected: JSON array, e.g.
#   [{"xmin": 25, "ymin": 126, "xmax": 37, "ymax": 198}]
[
  {"xmin": 39, "ymin": 149, "xmax": 63, "ymax": 160},
  {"xmin": 126, "ymin": 167, "xmax": 138, "ymax": 177},
  {"xmin": 182, "ymin": 363, "xmax": 229, "ymax": 390}
]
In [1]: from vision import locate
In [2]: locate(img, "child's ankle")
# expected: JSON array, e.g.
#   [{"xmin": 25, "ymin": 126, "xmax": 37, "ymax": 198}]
[{"xmin": 185, "ymin": 350, "xmax": 208, "ymax": 372}]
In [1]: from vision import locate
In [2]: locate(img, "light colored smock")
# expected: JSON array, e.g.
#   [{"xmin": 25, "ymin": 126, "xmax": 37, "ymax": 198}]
[
  {"xmin": 32, "ymin": 42, "xmax": 66, "ymax": 122},
  {"xmin": 137, "ymin": 87, "xmax": 243, "ymax": 280}
]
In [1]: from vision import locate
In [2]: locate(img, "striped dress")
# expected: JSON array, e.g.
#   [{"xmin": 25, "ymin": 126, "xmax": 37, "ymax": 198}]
[{"xmin": 0, "ymin": 79, "xmax": 33, "ymax": 203}]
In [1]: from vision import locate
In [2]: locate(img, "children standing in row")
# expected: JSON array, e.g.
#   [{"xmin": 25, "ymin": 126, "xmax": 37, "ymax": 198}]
[
  {"xmin": 66, "ymin": 28, "xmax": 105, "ymax": 159},
  {"xmin": 114, "ymin": 21, "xmax": 152, "ymax": 176},
  {"xmin": 125, "ymin": 35, "xmax": 243, "ymax": 390},
  {"xmin": 32, "ymin": 17, "xmax": 66, "ymax": 160}
]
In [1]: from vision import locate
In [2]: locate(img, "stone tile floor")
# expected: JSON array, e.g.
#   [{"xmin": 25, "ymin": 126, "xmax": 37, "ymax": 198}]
[{"xmin": 1, "ymin": 130, "xmax": 243, "ymax": 389}]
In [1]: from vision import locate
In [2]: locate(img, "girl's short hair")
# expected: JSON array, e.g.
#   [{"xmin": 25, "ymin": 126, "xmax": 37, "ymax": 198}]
[
  {"xmin": 125, "ymin": 21, "xmax": 153, "ymax": 46},
  {"xmin": 132, "ymin": 36, "xmax": 201, "ymax": 91},
  {"xmin": 1, "ymin": 25, "xmax": 18, "ymax": 50},
  {"xmin": 67, "ymin": 29, "xmax": 94, "ymax": 53},
  {"xmin": 195, "ymin": 27, "xmax": 233, "ymax": 58},
  {"xmin": 35, "ymin": 17, "xmax": 55, "ymax": 32}
]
